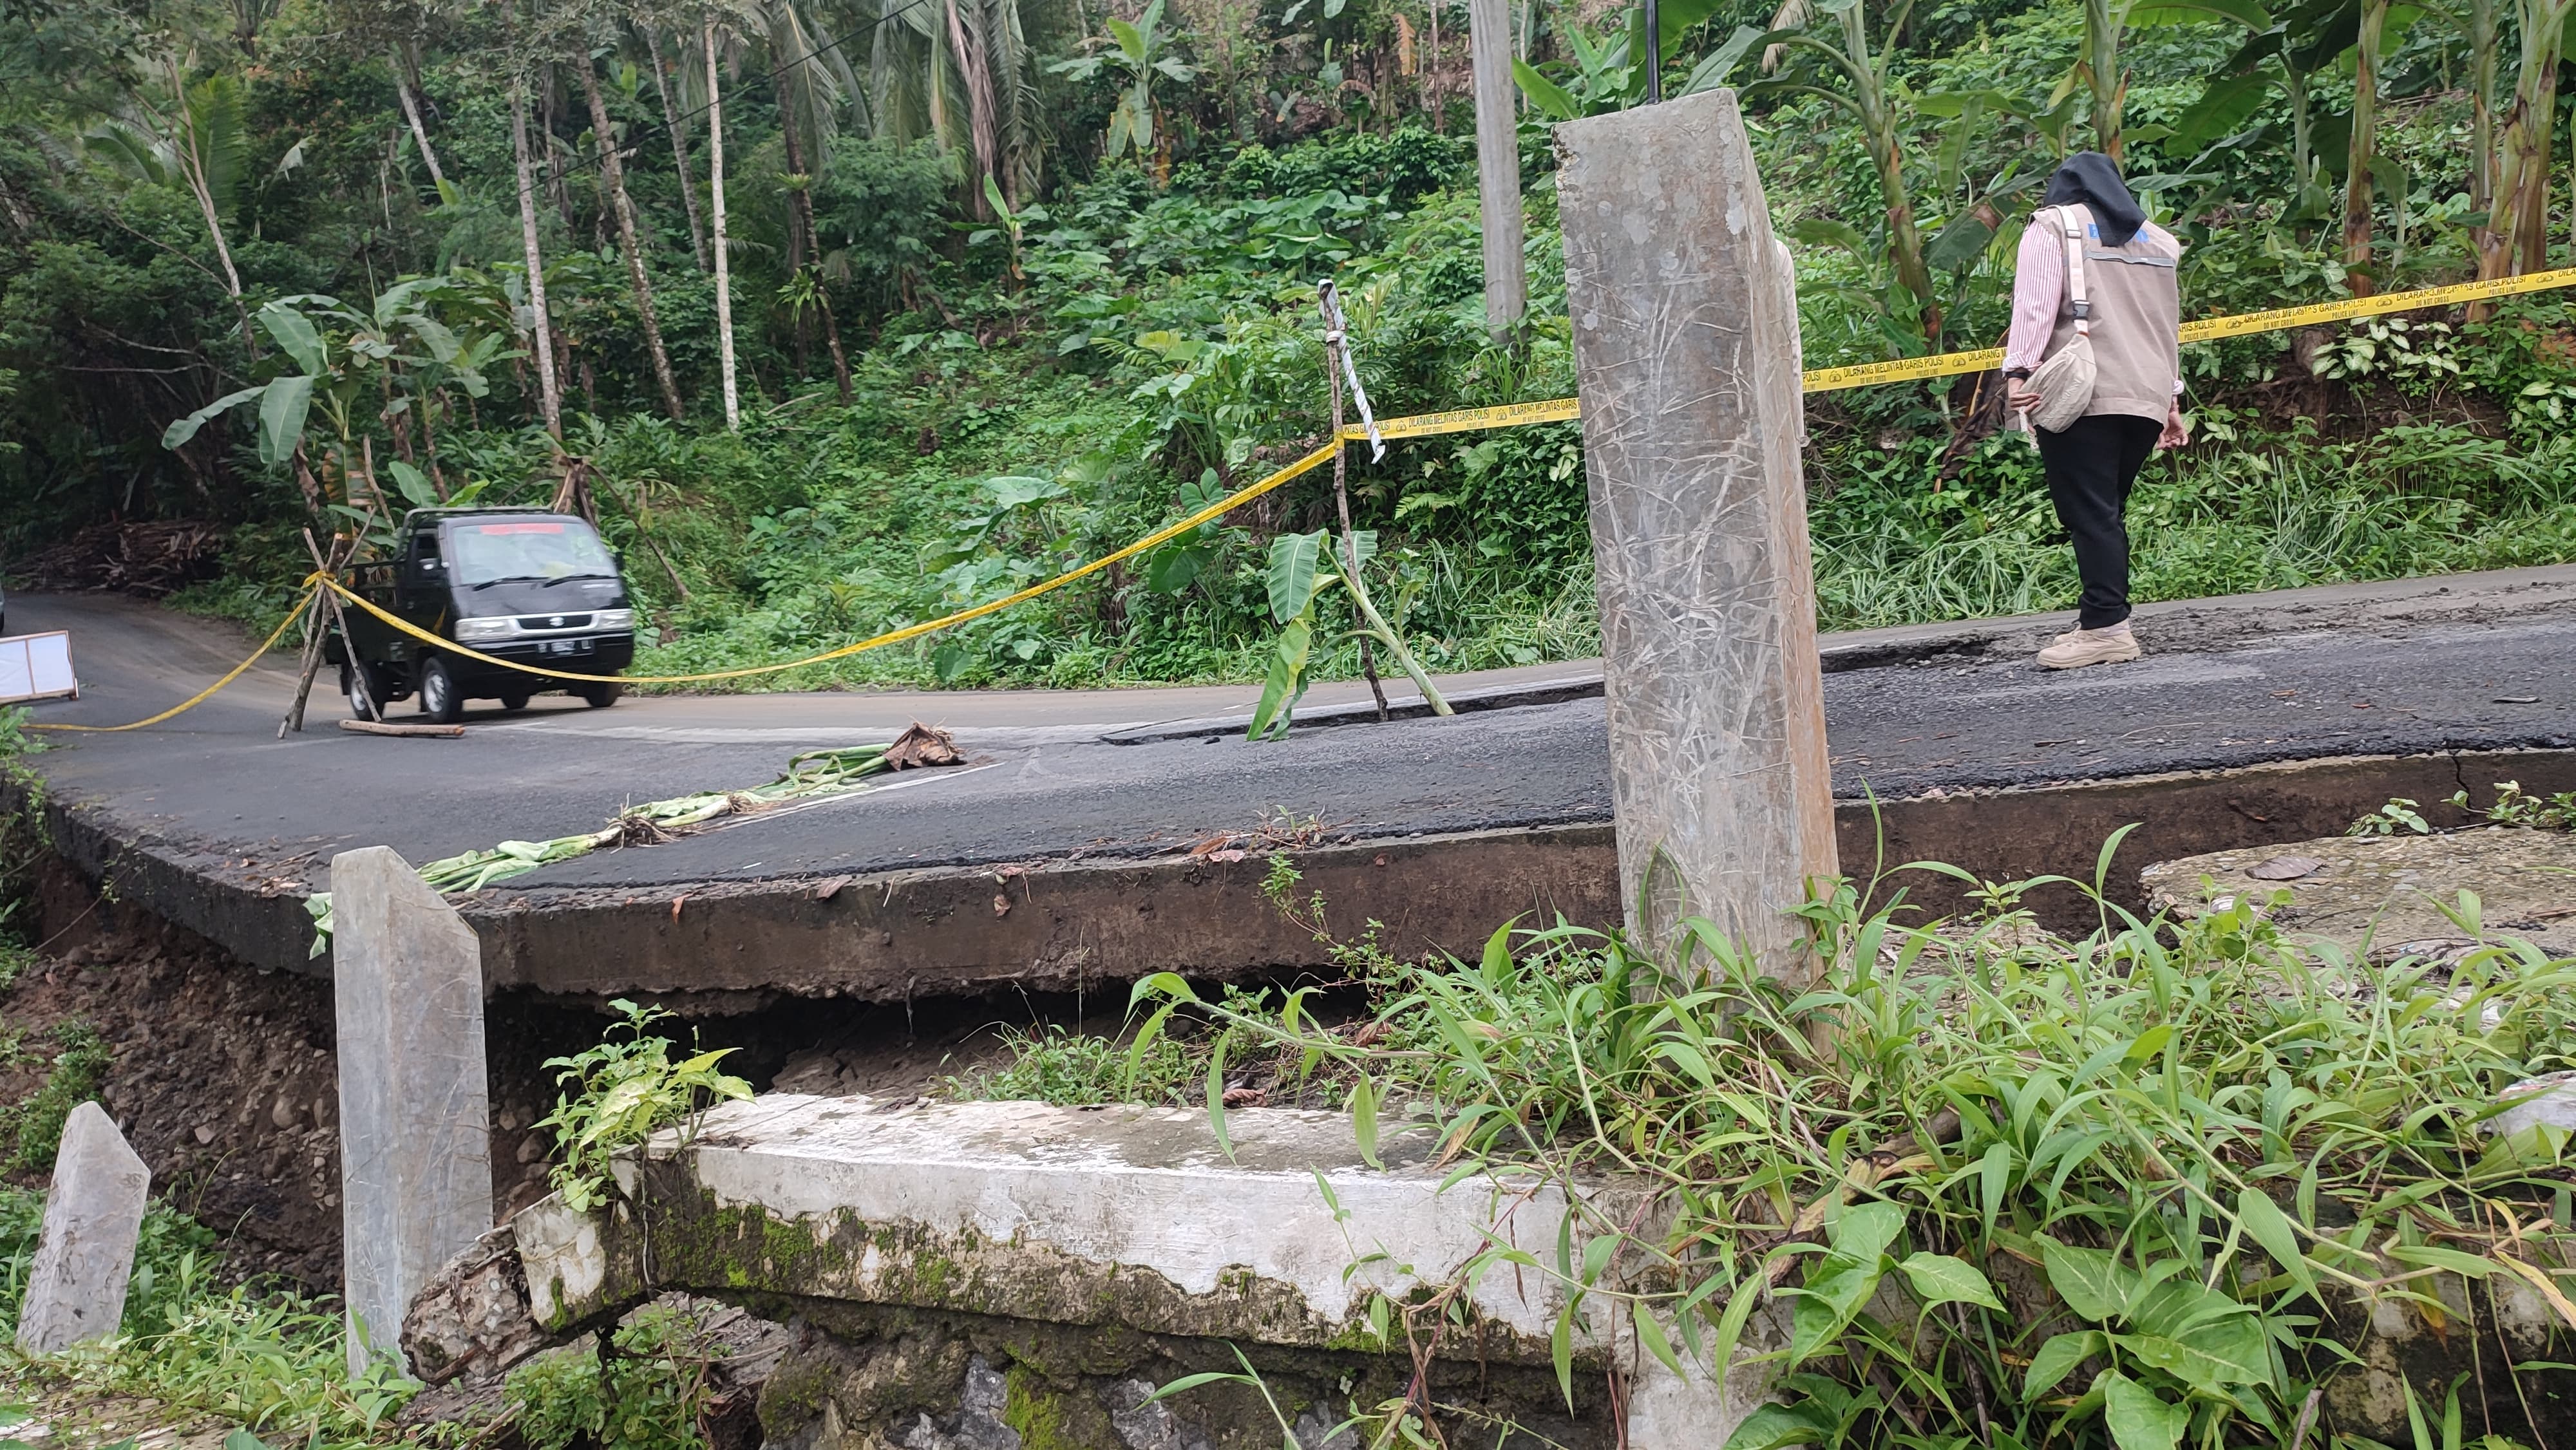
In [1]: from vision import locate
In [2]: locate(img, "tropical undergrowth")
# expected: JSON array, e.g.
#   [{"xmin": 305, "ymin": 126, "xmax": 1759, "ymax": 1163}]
[
  {"xmin": 985, "ymin": 841, "xmax": 2576, "ymax": 1448},
  {"xmin": 158, "ymin": 116, "xmax": 2576, "ymax": 699}
]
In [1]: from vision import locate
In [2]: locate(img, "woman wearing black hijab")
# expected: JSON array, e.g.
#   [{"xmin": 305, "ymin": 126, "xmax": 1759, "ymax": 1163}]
[{"xmin": 2003, "ymin": 153, "xmax": 2188, "ymax": 670}]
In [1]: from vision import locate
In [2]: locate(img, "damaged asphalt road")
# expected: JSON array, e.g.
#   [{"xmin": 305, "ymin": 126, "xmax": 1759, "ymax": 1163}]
[{"xmin": 12, "ymin": 569, "xmax": 2576, "ymax": 898}]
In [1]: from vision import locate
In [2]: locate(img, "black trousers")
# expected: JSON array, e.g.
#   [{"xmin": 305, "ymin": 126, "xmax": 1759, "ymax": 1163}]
[{"xmin": 2036, "ymin": 413, "xmax": 2161, "ymax": 629}]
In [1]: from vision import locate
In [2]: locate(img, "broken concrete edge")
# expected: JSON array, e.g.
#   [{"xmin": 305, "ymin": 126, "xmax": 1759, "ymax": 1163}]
[
  {"xmin": 1103, "ymin": 563, "xmax": 2576, "ymax": 737},
  {"xmin": 21, "ymin": 749, "xmax": 2576, "ymax": 999},
  {"xmin": 2141, "ymin": 825, "xmax": 2576, "ymax": 964},
  {"xmin": 1098, "ymin": 672, "xmax": 1607, "ymax": 744},
  {"xmin": 404, "ymin": 1093, "xmax": 1785, "ymax": 1444}
]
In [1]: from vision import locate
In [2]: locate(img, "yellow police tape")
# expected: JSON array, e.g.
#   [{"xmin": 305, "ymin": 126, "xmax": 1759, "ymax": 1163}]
[
  {"xmin": 1797, "ymin": 263, "xmax": 2576, "ymax": 393},
  {"xmin": 316, "ymin": 438, "xmax": 1345, "ymax": 687},
  {"xmin": 27, "ymin": 605, "xmax": 310, "ymax": 733},
  {"xmin": 28, "ymin": 264, "xmax": 2576, "ymax": 728}
]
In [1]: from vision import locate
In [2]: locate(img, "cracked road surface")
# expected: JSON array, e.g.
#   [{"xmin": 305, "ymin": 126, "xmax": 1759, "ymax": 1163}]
[{"xmin": 12, "ymin": 569, "xmax": 2576, "ymax": 896}]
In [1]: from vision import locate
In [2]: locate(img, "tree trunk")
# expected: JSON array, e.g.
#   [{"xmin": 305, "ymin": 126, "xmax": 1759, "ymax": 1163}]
[
  {"xmin": 1468, "ymin": 0, "xmax": 1525, "ymax": 340},
  {"xmin": 1867, "ymin": 118, "xmax": 1940, "ymax": 342},
  {"xmin": 512, "ymin": 81, "xmax": 565, "ymax": 440},
  {"xmin": 645, "ymin": 29, "xmax": 709, "ymax": 271},
  {"xmin": 2469, "ymin": 0, "xmax": 2497, "ymax": 260},
  {"xmin": 705, "ymin": 21, "xmax": 741, "ymax": 430},
  {"xmin": 542, "ymin": 69, "xmax": 576, "ymax": 232},
  {"xmin": 2083, "ymin": 0, "xmax": 2123, "ymax": 164},
  {"xmin": 1426, "ymin": 1, "xmax": 1440, "ymax": 126},
  {"xmin": 1844, "ymin": 11, "xmax": 1937, "ymax": 343},
  {"xmin": 2342, "ymin": 0, "xmax": 2387, "ymax": 292},
  {"xmin": 577, "ymin": 58, "xmax": 687, "ymax": 421},
  {"xmin": 393, "ymin": 48, "xmax": 448, "ymax": 193},
  {"xmin": 777, "ymin": 106, "xmax": 855, "ymax": 404},
  {"xmin": 944, "ymin": 0, "xmax": 1003, "ymax": 216},
  {"xmin": 2483, "ymin": 0, "xmax": 2573, "ymax": 279}
]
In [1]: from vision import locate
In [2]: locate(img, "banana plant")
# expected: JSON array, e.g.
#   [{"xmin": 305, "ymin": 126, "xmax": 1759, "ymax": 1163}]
[
  {"xmin": 1048, "ymin": 0, "xmax": 1196, "ymax": 169},
  {"xmin": 2067, "ymin": 0, "xmax": 2273, "ymax": 164},
  {"xmin": 162, "ymin": 281, "xmax": 503, "ymax": 527},
  {"xmin": 1510, "ymin": 0, "xmax": 1760, "ymax": 119},
  {"xmin": 1247, "ymin": 529, "xmax": 1448, "ymax": 742}
]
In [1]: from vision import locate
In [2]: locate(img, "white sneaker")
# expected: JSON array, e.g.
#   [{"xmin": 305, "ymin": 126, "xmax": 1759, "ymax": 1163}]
[{"xmin": 2037, "ymin": 622, "xmax": 2141, "ymax": 670}]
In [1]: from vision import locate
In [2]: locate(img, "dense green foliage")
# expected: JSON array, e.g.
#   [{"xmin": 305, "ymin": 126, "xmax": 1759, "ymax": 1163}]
[
  {"xmin": 7, "ymin": 0, "xmax": 2576, "ymax": 690},
  {"xmin": 1052, "ymin": 846, "xmax": 2576, "ymax": 1449}
]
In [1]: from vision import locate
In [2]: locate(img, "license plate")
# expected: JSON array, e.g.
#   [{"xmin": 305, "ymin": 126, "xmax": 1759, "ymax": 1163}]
[{"xmin": 542, "ymin": 639, "xmax": 590, "ymax": 655}]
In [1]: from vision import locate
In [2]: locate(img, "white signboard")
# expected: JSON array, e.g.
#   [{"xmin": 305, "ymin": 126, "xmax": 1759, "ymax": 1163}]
[{"xmin": 0, "ymin": 632, "xmax": 79, "ymax": 706}]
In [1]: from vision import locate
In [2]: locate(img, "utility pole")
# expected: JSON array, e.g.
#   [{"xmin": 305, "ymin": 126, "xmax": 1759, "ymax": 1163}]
[{"xmin": 1468, "ymin": 0, "xmax": 1526, "ymax": 341}]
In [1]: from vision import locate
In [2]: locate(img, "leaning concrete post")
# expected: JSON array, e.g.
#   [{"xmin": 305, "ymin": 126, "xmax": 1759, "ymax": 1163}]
[
  {"xmin": 1556, "ymin": 89, "xmax": 1837, "ymax": 979},
  {"xmin": 14, "ymin": 1102, "xmax": 150, "ymax": 1355},
  {"xmin": 332, "ymin": 845, "xmax": 491, "ymax": 1379}
]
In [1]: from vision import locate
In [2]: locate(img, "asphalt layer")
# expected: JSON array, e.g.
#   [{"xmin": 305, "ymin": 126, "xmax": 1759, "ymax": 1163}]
[{"xmin": 12, "ymin": 572, "xmax": 2576, "ymax": 896}]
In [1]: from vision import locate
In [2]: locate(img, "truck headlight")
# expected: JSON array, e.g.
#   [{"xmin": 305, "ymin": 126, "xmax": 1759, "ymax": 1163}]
[
  {"xmin": 593, "ymin": 608, "xmax": 635, "ymax": 630},
  {"xmin": 456, "ymin": 617, "xmax": 515, "ymax": 642}
]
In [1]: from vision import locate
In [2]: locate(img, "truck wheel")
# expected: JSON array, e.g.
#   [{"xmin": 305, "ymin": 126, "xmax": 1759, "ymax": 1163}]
[
  {"xmin": 578, "ymin": 681, "xmax": 623, "ymax": 709},
  {"xmin": 499, "ymin": 690, "xmax": 532, "ymax": 711},
  {"xmin": 418, "ymin": 658, "xmax": 464, "ymax": 724},
  {"xmin": 341, "ymin": 662, "xmax": 383, "ymax": 722}
]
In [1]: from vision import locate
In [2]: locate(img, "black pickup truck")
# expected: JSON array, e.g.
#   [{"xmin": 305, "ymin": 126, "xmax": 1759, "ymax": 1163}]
[{"xmin": 327, "ymin": 507, "xmax": 638, "ymax": 724}]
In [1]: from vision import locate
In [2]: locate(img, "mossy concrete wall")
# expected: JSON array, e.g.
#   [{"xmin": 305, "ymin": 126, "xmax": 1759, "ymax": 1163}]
[{"xmin": 502, "ymin": 1094, "xmax": 1778, "ymax": 1447}]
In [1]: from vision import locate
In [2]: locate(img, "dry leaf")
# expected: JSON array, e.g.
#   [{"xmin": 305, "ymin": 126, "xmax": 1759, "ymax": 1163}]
[{"xmin": 886, "ymin": 722, "xmax": 963, "ymax": 770}]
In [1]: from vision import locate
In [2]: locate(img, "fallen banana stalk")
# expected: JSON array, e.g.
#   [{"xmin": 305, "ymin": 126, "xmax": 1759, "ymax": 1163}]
[{"xmin": 305, "ymin": 724, "xmax": 961, "ymax": 954}]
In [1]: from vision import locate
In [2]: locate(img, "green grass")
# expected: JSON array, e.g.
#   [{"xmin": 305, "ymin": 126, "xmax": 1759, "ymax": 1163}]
[
  {"xmin": 942, "ymin": 1023, "xmax": 1204, "ymax": 1106},
  {"xmin": 1, "ymin": 1189, "xmax": 415, "ymax": 1447},
  {"xmin": 996, "ymin": 849, "xmax": 2576, "ymax": 1450},
  {"xmin": 5, "ymin": 1023, "xmax": 109, "ymax": 1174}
]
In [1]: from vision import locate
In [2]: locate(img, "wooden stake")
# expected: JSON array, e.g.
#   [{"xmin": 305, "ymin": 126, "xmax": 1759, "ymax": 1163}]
[
  {"xmin": 279, "ymin": 530, "xmax": 354, "ymax": 737},
  {"xmin": 278, "ymin": 588, "xmax": 330, "ymax": 739},
  {"xmin": 1318, "ymin": 286, "xmax": 1390, "ymax": 722}
]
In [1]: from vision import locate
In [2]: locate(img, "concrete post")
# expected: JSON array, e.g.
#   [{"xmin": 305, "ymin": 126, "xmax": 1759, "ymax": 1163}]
[
  {"xmin": 1555, "ymin": 88, "xmax": 1837, "ymax": 979},
  {"xmin": 331, "ymin": 845, "xmax": 492, "ymax": 1378},
  {"xmin": 1468, "ymin": 0, "xmax": 1526, "ymax": 339},
  {"xmin": 13, "ymin": 1102, "xmax": 149, "ymax": 1355}
]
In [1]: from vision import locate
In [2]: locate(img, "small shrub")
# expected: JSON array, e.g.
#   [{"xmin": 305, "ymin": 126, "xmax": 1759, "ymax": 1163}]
[
  {"xmin": 536, "ymin": 1001, "xmax": 752, "ymax": 1213},
  {"xmin": 2349, "ymin": 795, "xmax": 2434, "ymax": 836},
  {"xmin": 504, "ymin": 1305, "xmax": 722, "ymax": 1450},
  {"xmin": 6, "ymin": 1021, "xmax": 109, "ymax": 1172}
]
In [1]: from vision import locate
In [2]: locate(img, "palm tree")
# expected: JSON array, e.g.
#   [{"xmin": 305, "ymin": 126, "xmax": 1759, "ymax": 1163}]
[
  {"xmin": 1751, "ymin": 0, "xmax": 1941, "ymax": 341},
  {"xmin": 867, "ymin": 0, "xmax": 1039, "ymax": 211}
]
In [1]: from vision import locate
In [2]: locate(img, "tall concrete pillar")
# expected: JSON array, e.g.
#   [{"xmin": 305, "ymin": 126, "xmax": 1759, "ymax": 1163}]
[
  {"xmin": 1555, "ymin": 89, "xmax": 1836, "ymax": 980},
  {"xmin": 332, "ymin": 845, "xmax": 492, "ymax": 1377}
]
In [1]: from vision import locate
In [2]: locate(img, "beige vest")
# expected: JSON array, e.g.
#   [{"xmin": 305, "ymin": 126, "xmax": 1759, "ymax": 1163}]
[{"xmin": 2040, "ymin": 205, "xmax": 2182, "ymax": 422}]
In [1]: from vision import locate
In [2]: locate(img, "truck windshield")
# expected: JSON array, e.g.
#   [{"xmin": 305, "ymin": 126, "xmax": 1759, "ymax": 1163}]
[{"xmin": 446, "ymin": 520, "xmax": 616, "ymax": 587}]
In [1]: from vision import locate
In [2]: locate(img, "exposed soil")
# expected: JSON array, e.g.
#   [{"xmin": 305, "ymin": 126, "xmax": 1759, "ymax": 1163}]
[{"xmin": 2, "ymin": 855, "xmax": 1141, "ymax": 1294}]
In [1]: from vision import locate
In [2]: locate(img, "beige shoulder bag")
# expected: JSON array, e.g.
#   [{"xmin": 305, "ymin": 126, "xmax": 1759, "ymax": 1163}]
[{"xmin": 2024, "ymin": 203, "xmax": 2096, "ymax": 433}]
